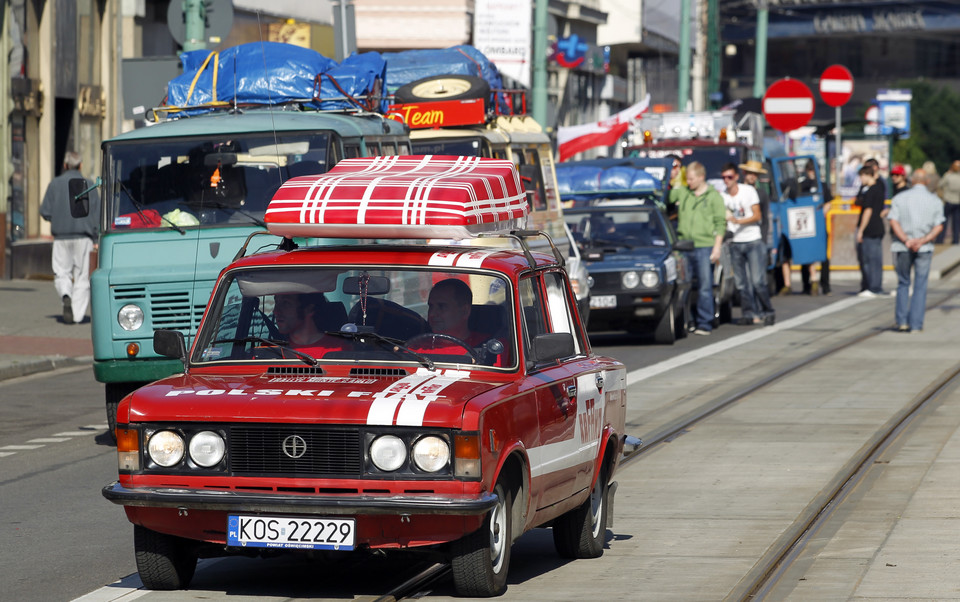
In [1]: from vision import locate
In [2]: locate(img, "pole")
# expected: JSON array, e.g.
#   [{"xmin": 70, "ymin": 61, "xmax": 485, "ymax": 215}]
[
  {"xmin": 182, "ymin": 0, "xmax": 206, "ymax": 53},
  {"xmin": 752, "ymin": 1, "xmax": 768, "ymax": 98},
  {"xmin": 835, "ymin": 106, "xmax": 842, "ymax": 200},
  {"xmin": 707, "ymin": 0, "xmax": 720, "ymax": 106},
  {"xmin": 678, "ymin": 0, "xmax": 691, "ymax": 110},
  {"xmin": 532, "ymin": 0, "xmax": 548, "ymax": 127}
]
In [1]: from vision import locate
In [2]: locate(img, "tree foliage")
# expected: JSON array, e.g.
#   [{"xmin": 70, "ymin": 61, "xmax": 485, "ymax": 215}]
[{"xmin": 891, "ymin": 81, "xmax": 960, "ymax": 175}]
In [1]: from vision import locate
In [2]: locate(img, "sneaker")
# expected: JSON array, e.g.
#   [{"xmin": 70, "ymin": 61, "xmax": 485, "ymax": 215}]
[
  {"xmin": 693, "ymin": 328, "xmax": 711, "ymax": 336},
  {"xmin": 857, "ymin": 290, "xmax": 877, "ymax": 298},
  {"xmin": 62, "ymin": 295, "xmax": 73, "ymax": 324},
  {"xmin": 897, "ymin": 324, "xmax": 910, "ymax": 332},
  {"xmin": 763, "ymin": 314, "xmax": 776, "ymax": 326},
  {"xmin": 735, "ymin": 317, "xmax": 758, "ymax": 326}
]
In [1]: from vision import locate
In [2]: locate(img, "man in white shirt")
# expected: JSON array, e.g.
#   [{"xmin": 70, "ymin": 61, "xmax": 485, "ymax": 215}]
[{"xmin": 721, "ymin": 162, "xmax": 775, "ymax": 326}]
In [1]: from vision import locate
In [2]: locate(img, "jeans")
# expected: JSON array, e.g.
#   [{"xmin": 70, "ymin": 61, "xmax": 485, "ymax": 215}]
[
  {"xmin": 730, "ymin": 239, "xmax": 774, "ymax": 319},
  {"xmin": 687, "ymin": 246, "xmax": 715, "ymax": 331},
  {"xmin": 858, "ymin": 237, "xmax": 884, "ymax": 293},
  {"xmin": 894, "ymin": 251, "xmax": 932, "ymax": 330},
  {"xmin": 936, "ymin": 203, "xmax": 960, "ymax": 244}
]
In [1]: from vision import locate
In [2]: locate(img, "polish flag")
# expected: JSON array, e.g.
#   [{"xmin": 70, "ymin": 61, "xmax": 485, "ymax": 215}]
[{"xmin": 557, "ymin": 95, "xmax": 651, "ymax": 162}]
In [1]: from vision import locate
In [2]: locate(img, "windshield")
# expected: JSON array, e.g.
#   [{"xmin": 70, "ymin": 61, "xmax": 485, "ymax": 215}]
[
  {"xmin": 632, "ymin": 146, "xmax": 748, "ymax": 181},
  {"xmin": 103, "ymin": 132, "xmax": 332, "ymax": 231},
  {"xmin": 564, "ymin": 208, "xmax": 668, "ymax": 249},
  {"xmin": 410, "ymin": 137, "xmax": 485, "ymax": 157},
  {"xmin": 194, "ymin": 266, "xmax": 516, "ymax": 370}
]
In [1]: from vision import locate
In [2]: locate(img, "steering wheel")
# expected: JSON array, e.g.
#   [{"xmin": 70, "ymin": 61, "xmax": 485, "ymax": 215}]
[{"xmin": 406, "ymin": 333, "xmax": 480, "ymax": 364}]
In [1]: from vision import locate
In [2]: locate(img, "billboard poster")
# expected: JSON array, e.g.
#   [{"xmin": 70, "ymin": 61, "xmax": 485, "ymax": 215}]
[
  {"xmin": 473, "ymin": 0, "xmax": 532, "ymax": 87},
  {"xmin": 838, "ymin": 138, "xmax": 889, "ymax": 200}
]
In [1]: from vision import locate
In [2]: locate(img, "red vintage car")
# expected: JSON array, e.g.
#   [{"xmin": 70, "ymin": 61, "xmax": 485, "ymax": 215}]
[{"xmin": 103, "ymin": 156, "xmax": 627, "ymax": 597}]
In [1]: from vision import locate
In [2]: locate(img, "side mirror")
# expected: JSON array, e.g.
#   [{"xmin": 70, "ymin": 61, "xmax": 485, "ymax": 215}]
[
  {"xmin": 532, "ymin": 332, "xmax": 575, "ymax": 364},
  {"xmin": 674, "ymin": 239, "xmax": 695, "ymax": 252},
  {"xmin": 68, "ymin": 178, "xmax": 90, "ymax": 218},
  {"xmin": 154, "ymin": 330, "xmax": 187, "ymax": 370}
]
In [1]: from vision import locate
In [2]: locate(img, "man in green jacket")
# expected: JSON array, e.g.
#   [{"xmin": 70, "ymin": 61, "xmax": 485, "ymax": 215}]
[{"xmin": 675, "ymin": 161, "xmax": 726, "ymax": 335}]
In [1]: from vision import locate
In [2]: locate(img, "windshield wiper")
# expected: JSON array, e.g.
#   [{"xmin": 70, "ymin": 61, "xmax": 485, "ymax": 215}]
[
  {"xmin": 211, "ymin": 336, "xmax": 317, "ymax": 366},
  {"xmin": 326, "ymin": 329, "xmax": 435, "ymax": 371},
  {"xmin": 116, "ymin": 180, "xmax": 186, "ymax": 235},
  {"xmin": 180, "ymin": 200, "xmax": 267, "ymax": 228}
]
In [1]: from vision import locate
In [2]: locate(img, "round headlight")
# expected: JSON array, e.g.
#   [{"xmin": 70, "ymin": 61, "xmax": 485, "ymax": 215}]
[
  {"xmin": 622, "ymin": 271, "xmax": 640, "ymax": 289},
  {"xmin": 641, "ymin": 270, "xmax": 660, "ymax": 288},
  {"xmin": 118, "ymin": 304, "xmax": 144, "ymax": 331},
  {"xmin": 412, "ymin": 436, "xmax": 450, "ymax": 472},
  {"xmin": 189, "ymin": 431, "xmax": 226, "ymax": 467},
  {"xmin": 148, "ymin": 430, "xmax": 185, "ymax": 467},
  {"xmin": 370, "ymin": 435, "xmax": 406, "ymax": 472}
]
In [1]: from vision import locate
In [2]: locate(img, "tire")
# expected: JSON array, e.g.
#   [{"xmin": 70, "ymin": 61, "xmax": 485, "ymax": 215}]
[
  {"xmin": 105, "ymin": 382, "xmax": 144, "ymax": 444},
  {"xmin": 553, "ymin": 463, "xmax": 608, "ymax": 559},
  {"xmin": 674, "ymin": 293, "xmax": 689, "ymax": 339},
  {"xmin": 451, "ymin": 480, "xmax": 512, "ymax": 597},
  {"xmin": 653, "ymin": 302, "xmax": 676, "ymax": 345},
  {"xmin": 134, "ymin": 525, "xmax": 198, "ymax": 590},
  {"xmin": 394, "ymin": 75, "xmax": 491, "ymax": 105}
]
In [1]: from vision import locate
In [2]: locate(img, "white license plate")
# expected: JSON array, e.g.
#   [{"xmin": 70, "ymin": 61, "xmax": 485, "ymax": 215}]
[
  {"xmin": 590, "ymin": 295, "xmax": 617, "ymax": 309},
  {"xmin": 227, "ymin": 515, "xmax": 355, "ymax": 551}
]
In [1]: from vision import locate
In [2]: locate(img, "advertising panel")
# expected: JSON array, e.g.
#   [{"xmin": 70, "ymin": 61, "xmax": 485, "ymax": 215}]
[{"xmin": 473, "ymin": 0, "xmax": 532, "ymax": 87}]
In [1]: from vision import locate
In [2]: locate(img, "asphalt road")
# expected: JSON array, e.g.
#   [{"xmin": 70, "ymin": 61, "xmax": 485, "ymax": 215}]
[{"xmin": 0, "ymin": 282, "xmax": 861, "ymax": 601}]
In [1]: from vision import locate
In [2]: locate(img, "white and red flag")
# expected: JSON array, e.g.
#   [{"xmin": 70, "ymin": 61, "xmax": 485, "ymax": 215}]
[{"xmin": 557, "ymin": 94, "xmax": 650, "ymax": 162}]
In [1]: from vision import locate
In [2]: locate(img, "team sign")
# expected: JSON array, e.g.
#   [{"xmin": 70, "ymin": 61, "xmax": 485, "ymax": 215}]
[{"xmin": 388, "ymin": 98, "xmax": 485, "ymax": 129}]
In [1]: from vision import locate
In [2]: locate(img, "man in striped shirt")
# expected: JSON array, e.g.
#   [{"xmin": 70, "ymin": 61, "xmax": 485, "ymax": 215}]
[{"xmin": 888, "ymin": 169, "xmax": 945, "ymax": 332}]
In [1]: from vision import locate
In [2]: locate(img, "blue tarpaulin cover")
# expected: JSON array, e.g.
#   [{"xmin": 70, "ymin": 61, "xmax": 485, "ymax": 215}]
[
  {"xmin": 166, "ymin": 42, "xmax": 388, "ymax": 114},
  {"xmin": 556, "ymin": 161, "xmax": 661, "ymax": 202},
  {"xmin": 382, "ymin": 45, "xmax": 503, "ymax": 93}
]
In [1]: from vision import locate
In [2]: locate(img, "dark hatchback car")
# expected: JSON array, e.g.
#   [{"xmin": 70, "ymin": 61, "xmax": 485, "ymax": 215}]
[{"xmin": 564, "ymin": 200, "xmax": 693, "ymax": 343}]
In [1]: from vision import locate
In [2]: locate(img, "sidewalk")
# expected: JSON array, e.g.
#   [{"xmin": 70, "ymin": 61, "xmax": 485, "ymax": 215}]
[{"xmin": 2, "ymin": 244, "xmax": 960, "ymax": 384}]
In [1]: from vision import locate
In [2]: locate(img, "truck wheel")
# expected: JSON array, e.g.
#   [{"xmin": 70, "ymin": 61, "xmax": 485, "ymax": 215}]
[
  {"xmin": 553, "ymin": 462, "xmax": 608, "ymax": 559},
  {"xmin": 105, "ymin": 382, "xmax": 143, "ymax": 444},
  {"xmin": 134, "ymin": 525, "xmax": 198, "ymax": 590},
  {"xmin": 451, "ymin": 480, "xmax": 511, "ymax": 597},
  {"xmin": 653, "ymin": 302, "xmax": 676, "ymax": 345},
  {"xmin": 395, "ymin": 75, "xmax": 490, "ymax": 105}
]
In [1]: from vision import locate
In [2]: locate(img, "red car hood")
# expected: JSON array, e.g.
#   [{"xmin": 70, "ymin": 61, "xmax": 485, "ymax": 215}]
[{"xmin": 128, "ymin": 370, "xmax": 504, "ymax": 428}]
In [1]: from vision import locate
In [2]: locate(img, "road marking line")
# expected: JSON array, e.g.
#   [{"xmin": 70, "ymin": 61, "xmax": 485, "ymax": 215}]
[
  {"xmin": 0, "ymin": 444, "xmax": 44, "ymax": 450},
  {"xmin": 55, "ymin": 431, "xmax": 99, "ymax": 437},
  {"xmin": 0, "ymin": 452, "xmax": 16, "ymax": 458},
  {"xmin": 29, "ymin": 437, "xmax": 72, "ymax": 443},
  {"xmin": 70, "ymin": 572, "xmax": 147, "ymax": 601},
  {"xmin": 626, "ymin": 296, "xmax": 864, "ymax": 386}
]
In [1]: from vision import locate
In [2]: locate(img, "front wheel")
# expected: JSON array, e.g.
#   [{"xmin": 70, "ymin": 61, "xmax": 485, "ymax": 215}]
[
  {"xmin": 553, "ymin": 463, "xmax": 608, "ymax": 559},
  {"xmin": 134, "ymin": 525, "xmax": 198, "ymax": 590},
  {"xmin": 653, "ymin": 302, "xmax": 676, "ymax": 345},
  {"xmin": 451, "ymin": 481, "xmax": 512, "ymax": 597}
]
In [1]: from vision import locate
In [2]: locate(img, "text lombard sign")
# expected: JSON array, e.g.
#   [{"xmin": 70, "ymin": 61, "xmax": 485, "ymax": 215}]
[{"xmin": 721, "ymin": 1, "xmax": 960, "ymax": 41}]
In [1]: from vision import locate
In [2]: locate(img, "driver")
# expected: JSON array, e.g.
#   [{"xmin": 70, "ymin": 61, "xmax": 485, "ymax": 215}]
[{"xmin": 418, "ymin": 278, "xmax": 508, "ymax": 365}]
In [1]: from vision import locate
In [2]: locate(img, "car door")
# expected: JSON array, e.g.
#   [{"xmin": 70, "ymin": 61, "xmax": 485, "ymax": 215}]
[{"xmin": 770, "ymin": 156, "xmax": 828, "ymax": 265}]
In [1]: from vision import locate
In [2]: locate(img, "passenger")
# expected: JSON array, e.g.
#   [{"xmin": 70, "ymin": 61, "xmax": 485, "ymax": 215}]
[{"xmin": 272, "ymin": 293, "xmax": 345, "ymax": 358}]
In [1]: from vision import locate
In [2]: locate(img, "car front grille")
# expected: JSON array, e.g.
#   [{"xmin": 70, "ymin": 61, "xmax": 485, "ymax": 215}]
[{"xmin": 229, "ymin": 426, "xmax": 363, "ymax": 477}]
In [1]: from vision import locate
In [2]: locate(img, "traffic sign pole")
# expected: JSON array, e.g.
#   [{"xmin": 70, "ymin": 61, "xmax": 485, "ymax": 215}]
[{"xmin": 818, "ymin": 65, "xmax": 854, "ymax": 202}]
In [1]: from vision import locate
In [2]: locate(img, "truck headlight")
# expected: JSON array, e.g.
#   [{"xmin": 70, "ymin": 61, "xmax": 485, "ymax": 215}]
[
  {"xmin": 370, "ymin": 435, "xmax": 406, "ymax": 471},
  {"xmin": 641, "ymin": 270, "xmax": 660, "ymax": 288},
  {"xmin": 188, "ymin": 431, "xmax": 225, "ymax": 467},
  {"xmin": 147, "ymin": 430, "xmax": 185, "ymax": 467},
  {"xmin": 622, "ymin": 271, "xmax": 640, "ymax": 289},
  {"xmin": 412, "ymin": 436, "xmax": 450, "ymax": 472},
  {"xmin": 118, "ymin": 304, "xmax": 144, "ymax": 331}
]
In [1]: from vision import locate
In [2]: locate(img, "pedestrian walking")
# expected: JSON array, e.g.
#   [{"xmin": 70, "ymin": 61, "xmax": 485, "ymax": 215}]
[
  {"xmin": 855, "ymin": 165, "xmax": 888, "ymax": 297},
  {"xmin": 721, "ymin": 163, "xmax": 774, "ymax": 326},
  {"xmin": 39, "ymin": 151, "xmax": 100, "ymax": 324},
  {"xmin": 889, "ymin": 169, "xmax": 944, "ymax": 331},
  {"xmin": 675, "ymin": 161, "xmax": 726, "ymax": 335},
  {"xmin": 936, "ymin": 160, "xmax": 960, "ymax": 244}
]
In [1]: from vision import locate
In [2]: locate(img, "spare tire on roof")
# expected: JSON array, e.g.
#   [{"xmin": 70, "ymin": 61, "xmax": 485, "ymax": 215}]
[{"xmin": 394, "ymin": 75, "xmax": 491, "ymax": 108}]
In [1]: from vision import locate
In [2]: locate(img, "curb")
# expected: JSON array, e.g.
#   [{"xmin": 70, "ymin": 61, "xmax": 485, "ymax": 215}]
[{"xmin": 0, "ymin": 356, "xmax": 92, "ymax": 382}]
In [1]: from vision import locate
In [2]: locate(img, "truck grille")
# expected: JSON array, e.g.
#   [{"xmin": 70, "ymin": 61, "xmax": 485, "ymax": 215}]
[
  {"xmin": 111, "ymin": 286, "xmax": 206, "ymax": 333},
  {"xmin": 229, "ymin": 426, "xmax": 363, "ymax": 477}
]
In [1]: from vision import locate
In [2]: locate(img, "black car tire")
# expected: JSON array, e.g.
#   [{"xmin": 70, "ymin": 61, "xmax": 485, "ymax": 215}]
[
  {"xmin": 105, "ymin": 382, "xmax": 145, "ymax": 444},
  {"xmin": 553, "ymin": 462, "xmax": 608, "ymax": 558},
  {"xmin": 451, "ymin": 479, "xmax": 512, "ymax": 597},
  {"xmin": 653, "ymin": 302, "xmax": 676, "ymax": 344},
  {"xmin": 674, "ymin": 292, "xmax": 689, "ymax": 339},
  {"xmin": 395, "ymin": 75, "xmax": 491, "ymax": 107},
  {"xmin": 134, "ymin": 525, "xmax": 198, "ymax": 590}
]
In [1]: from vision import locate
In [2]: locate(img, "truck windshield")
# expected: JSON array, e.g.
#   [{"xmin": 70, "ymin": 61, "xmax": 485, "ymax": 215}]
[{"xmin": 103, "ymin": 132, "xmax": 332, "ymax": 231}]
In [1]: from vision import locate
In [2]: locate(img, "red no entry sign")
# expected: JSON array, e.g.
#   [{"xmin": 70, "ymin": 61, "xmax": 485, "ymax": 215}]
[
  {"xmin": 819, "ymin": 65, "xmax": 854, "ymax": 107},
  {"xmin": 763, "ymin": 78, "xmax": 815, "ymax": 132}
]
